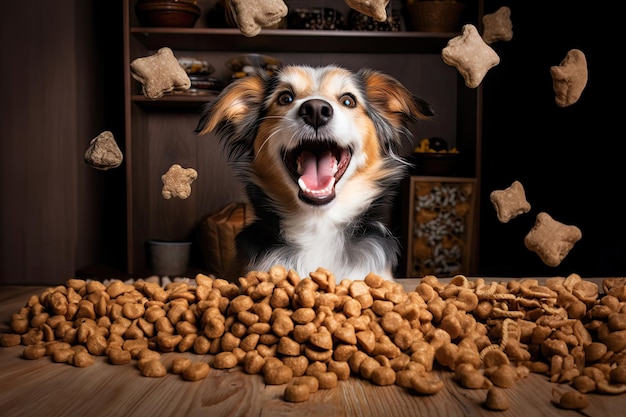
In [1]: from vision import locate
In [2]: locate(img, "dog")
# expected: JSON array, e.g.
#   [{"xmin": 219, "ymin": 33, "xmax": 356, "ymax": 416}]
[{"xmin": 195, "ymin": 65, "xmax": 434, "ymax": 281}]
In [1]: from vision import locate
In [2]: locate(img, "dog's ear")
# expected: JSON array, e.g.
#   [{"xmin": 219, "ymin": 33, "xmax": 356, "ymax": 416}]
[
  {"xmin": 358, "ymin": 69, "xmax": 435, "ymax": 127},
  {"xmin": 195, "ymin": 74, "xmax": 267, "ymax": 136}
]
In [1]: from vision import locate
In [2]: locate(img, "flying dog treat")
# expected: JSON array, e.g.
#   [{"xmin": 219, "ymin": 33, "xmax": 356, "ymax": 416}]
[
  {"xmin": 524, "ymin": 212, "xmax": 582, "ymax": 267},
  {"xmin": 130, "ymin": 47, "xmax": 191, "ymax": 99},
  {"xmin": 482, "ymin": 6, "xmax": 513, "ymax": 44},
  {"xmin": 550, "ymin": 49, "xmax": 588, "ymax": 107},
  {"xmin": 227, "ymin": 0, "xmax": 288, "ymax": 37},
  {"xmin": 161, "ymin": 164, "xmax": 198, "ymax": 200},
  {"xmin": 489, "ymin": 180, "xmax": 531, "ymax": 223},
  {"xmin": 442, "ymin": 24, "xmax": 500, "ymax": 88},
  {"xmin": 344, "ymin": 0, "xmax": 389, "ymax": 22},
  {"xmin": 84, "ymin": 131, "xmax": 123, "ymax": 170}
]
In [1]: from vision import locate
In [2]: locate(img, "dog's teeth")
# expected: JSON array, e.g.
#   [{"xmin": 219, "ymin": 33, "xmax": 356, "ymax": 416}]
[{"xmin": 298, "ymin": 177, "xmax": 335, "ymax": 197}]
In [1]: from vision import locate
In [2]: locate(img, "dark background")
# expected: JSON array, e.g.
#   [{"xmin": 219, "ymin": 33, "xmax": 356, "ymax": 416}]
[{"xmin": 477, "ymin": 1, "xmax": 624, "ymax": 278}]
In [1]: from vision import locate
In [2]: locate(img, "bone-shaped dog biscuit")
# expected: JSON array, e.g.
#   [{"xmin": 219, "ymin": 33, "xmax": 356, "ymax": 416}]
[
  {"xmin": 228, "ymin": 0, "xmax": 288, "ymax": 37},
  {"xmin": 344, "ymin": 0, "xmax": 389, "ymax": 22},
  {"xmin": 490, "ymin": 180, "xmax": 531, "ymax": 223},
  {"xmin": 550, "ymin": 49, "xmax": 588, "ymax": 107},
  {"xmin": 442, "ymin": 24, "xmax": 500, "ymax": 88},
  {"xmin": 524, "ymin": 212, "xmax": 582, "ymax": 267},
  {"xmin": 130, "ymin": 47, "xmax": 190, "ymax": 99},
  {"xmin": 161, "ymin": 164, "xmax": 198, "ymax": 200},
  {"xmin": 482, "ymin": 6, "xmax": 513, "ymax": 44}
]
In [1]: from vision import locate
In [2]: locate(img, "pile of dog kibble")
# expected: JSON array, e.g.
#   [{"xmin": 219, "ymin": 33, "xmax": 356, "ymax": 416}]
[{"xmin": 1, "ymin": 266, "xmax": 625, "ymax": 410}]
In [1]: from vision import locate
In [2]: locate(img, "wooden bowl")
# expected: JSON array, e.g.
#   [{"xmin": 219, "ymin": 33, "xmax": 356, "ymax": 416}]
[{"xmin": 135, "ymin": 1, "xmax": 201, "ymax": 28}]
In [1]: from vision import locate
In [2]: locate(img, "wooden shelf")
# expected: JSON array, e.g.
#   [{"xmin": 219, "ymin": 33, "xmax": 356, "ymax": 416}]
[
  {"xmin": 132, "ymin": 94, "xmax": 215, "ymax": 109},
  {"xmin": 130, "ymin": 27, "xmax": 456, "ymax": 54}
]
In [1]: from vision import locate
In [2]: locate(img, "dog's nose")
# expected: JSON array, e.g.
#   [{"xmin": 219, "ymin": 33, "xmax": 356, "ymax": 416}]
[{"xmin": 299, "ymin": 99, "xmax": 333, "ymax": 129}]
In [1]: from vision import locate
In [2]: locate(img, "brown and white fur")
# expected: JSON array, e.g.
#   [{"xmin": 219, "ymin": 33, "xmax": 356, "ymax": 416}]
[{"xmin": 195, "ymin": 65, "xmax": 434, "ymax": 281}]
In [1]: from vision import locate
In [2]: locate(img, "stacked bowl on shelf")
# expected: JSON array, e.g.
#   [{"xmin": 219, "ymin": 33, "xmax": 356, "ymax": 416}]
[
  {"xmin": 135, "ymin": 0, "xmax": 201, "ymax": 28},
  {"xmin": 177, "ymin": 57, "xmax": 224, "ymax": 95}
]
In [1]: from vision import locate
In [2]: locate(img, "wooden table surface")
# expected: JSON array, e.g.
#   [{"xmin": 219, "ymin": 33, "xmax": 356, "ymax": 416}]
[{"xmin": 1, "ymin": 278, "xmax": 625, "ymax": 417}]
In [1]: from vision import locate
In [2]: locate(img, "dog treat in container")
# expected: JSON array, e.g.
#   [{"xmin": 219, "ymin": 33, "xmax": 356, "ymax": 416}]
[
  {"xmin": 177, "ymin": 57, "xmax": 223, "ymax": 94},
  {"xmin": 178, "ymin": 57, "xmax": 214, "ymax": 75},
  {"xmin": 226, "ymin": 54, "xmax": 281, "ymax": 80},
  {"xmin": 287, "ymin": 7, "xmax": 345, "ymax": 30},
  {"xmin": 347, "ymin": 9, "xmax": 401, "ymax": 31}
]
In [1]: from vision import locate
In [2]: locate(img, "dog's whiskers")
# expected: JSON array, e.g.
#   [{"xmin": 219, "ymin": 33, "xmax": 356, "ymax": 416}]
[
  {"xmin": 252, "ymin": 115, "xmax": 297, "ymax": 162},
  {"xmin": 254, "ymin": 129, "xmax": 282, "ymax": 162}
]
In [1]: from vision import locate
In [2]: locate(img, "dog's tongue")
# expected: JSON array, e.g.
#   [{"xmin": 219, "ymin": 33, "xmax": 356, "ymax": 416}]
[{"xmin": 298, "ymin": 150, "xmax": 335, "ymax": 197}]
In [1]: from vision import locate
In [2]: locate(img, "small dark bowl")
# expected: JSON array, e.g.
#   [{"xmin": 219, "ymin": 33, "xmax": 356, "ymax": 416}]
[
  {"xmin": 135, "ymin": 1, "xmax": 201, "ymax": 28},
  {"xmin": 410, "ymin": 152, "xmax": 460, "ymax": 176}
]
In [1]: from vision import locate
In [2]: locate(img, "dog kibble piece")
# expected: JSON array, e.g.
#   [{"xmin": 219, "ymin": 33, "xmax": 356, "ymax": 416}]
[
  {"xmin": 316, "ymin": 371, "xmax": 338, "ymax": 389},
  {"xmin": 52, "ymin": 347, "xmax": 75, "ymax": 363},
  {"xmin": 130, "ymin": 47, "xmax": 190, "ymax": 99},
  {"xmin": 71, "ymin": 350, "xmax": 94, "ymax": 367},
  {"xmin": 84, "ymin": 131, "xmax": 123, "ymax": 170},
  {"xmin": 328, "ymin": 360, "xmax": 351, "ymax": 380},
  {"xmin": 0, "ymin": 333, "xmax": 21, "ymax": 347},
  {"xmin": 305, "ymin": 361, "xmax": 327, "ymax": 377},
  {"xmin": 137, "ymin": 348, "xmax": 161, "ymax": 361},
  {"xmin": 484, "ymin": 387, "xmax": 510, "ymax": 410},
  {"xmin": 490, "ymin": 180, "xmax": 531, "ymax": 223},
  {"xmin": 552, "ymin": 387, "xmax": 589, "ymax": 410},
  {"xmin": 182, "ymin": 362, "xmax": 210, "ymax": 381},
  {"xmin": 141, "ymin": 359, "xmax": 167, "ymax": 378},
  {"xmin": 371, "ymin": 366, "xmax": 396, "ymax": 386},
  {"xmin": 293, "ymin": 375, "xmax": 319, "ymax": 393},
  {"xmin": 171, "ymin": 357, "xmax": 192, "ymax": 374},
  {"xmin": 277, "ymin": 336, "xmax": 301, "ymax": 356},
  {"xmin": 482, "ymin": 6, "xmax": 513, "ymax": 44},
  {"xmin": 442, "ymin": 24, "xmax": 500, "ymax": 88},
  {"xmin": 22, "ymin": 344, "xmax": 46, "ymax": 360},
  {"xmin": 524, "ymin": 212, "xmax": 582, "ymax": 267},
  {"xmin": 284, "ymin": 383, "xmax": 310, "ymax": 402},
  {"xmin": 282, "ymin": 355, "xmax": 308, "ymax": 377},
  {"xmin": 550, "ymin": 49, "xmax": 588, "ymax": 107},
  {"xmin": 243, "ymin": 350, "xmax": 266, "ymax": 374},
  {"xmin": 212, "ymin": 351, "xmax": 238, "ymax": 369},
  {"xmin": 108, "ymin": 347, "xmax": 132, "ymax": 365},
  {"xmin": 264, "ymin": 364, "xmax": 293, "ymax": 385},
  {"xmin": 161, "ymin": 164, "xmax": 198, "ymax": 200}
]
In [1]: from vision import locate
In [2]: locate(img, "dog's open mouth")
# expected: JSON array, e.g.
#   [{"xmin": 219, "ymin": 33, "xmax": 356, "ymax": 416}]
[{"xmin": 283, "ymin": 141, "xmax": 352, "ymax": 205}]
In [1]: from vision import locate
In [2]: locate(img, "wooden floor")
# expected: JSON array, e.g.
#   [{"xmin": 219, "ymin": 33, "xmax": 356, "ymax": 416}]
[{"xmin": 1, "ymin": 280, "xmax": 625, "ymax": 417}]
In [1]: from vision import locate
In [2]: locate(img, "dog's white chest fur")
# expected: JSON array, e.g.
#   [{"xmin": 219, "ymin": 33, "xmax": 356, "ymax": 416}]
[{"xmin": 250, "ymin": 209, "xmax": 396, "ymax": 281}]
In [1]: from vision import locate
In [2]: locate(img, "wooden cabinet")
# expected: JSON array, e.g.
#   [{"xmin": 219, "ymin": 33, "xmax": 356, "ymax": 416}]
[
  {"xmin": 402, "ymin": 176, "xmax": 477, "ymax": 278},
  {"xmin": 122, "ymin": 0, "xmax": 483, "ymax": 276}
]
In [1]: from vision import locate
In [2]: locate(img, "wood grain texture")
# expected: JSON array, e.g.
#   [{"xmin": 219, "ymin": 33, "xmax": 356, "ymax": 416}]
[{"xmin": 1, "ymin": 280, "xmax": 625, "ymax": 417}]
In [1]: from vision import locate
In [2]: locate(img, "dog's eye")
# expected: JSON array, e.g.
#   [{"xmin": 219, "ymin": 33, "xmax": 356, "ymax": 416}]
[
  {"xmin": 277, "ymin": 92, "xmax": 294, "ymax": 106},
  {"xmin": 339, "ymin": 94, "xmax": 356, "ymax": 108}
]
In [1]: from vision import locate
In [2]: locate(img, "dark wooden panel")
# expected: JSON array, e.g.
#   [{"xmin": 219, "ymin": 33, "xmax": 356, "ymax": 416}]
[{"xmin": 1, "ymin": 2, "xmax": 78, "ymax": 284}]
